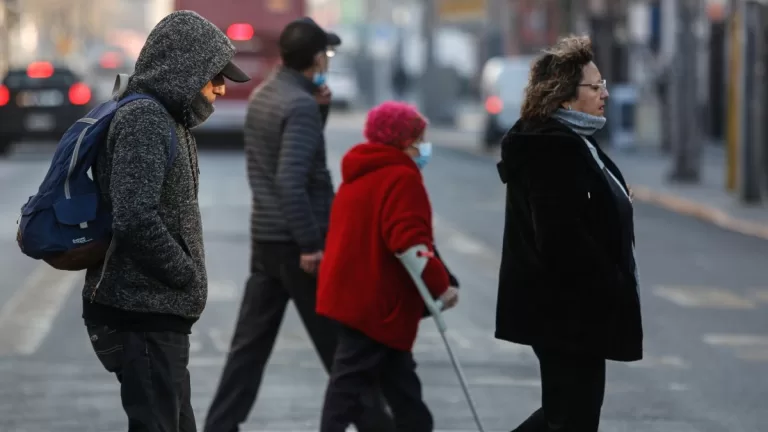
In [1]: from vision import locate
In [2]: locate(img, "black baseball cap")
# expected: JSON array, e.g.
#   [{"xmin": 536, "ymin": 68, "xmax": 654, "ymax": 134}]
[
  {"xmin": 219, "ymin": 61, "xmax": 251, "ymax": 83},
  {"xmin": 279, "ymin": 17, "xmax": 342, "ymax": 56}
]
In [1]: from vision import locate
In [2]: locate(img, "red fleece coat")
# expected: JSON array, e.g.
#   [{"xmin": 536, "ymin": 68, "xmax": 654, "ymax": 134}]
[{"xmin": 316, "ymin": 143, "xmax": 450, "ymax": 351}]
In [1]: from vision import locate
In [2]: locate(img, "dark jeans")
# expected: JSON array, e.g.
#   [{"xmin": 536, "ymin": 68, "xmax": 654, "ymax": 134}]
[
  {"xmin": 512, "ymin": 346, "xmax": 606, "ymax": 432},
  {"xmin": 320, "ymin": 325, "xmax": 433, "ymax": 432},
  {"xmin": 85, "ymin": 324, "xmax": 195, "ymax": 432},
  {"xmin": 204, "ymin": 241, "xmax": 393, "ymax": 432}
]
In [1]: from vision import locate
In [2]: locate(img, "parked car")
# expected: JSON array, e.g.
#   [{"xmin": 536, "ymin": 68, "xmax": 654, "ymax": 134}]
[
  {"xmin": 0, "ymin": 62, "xmax": 94, "ymax": 156},
  {"xmin": 479, "ymin": 55, "xmax": 536, "ymax": 148},
  {"xmin": 327, "ymin": 53, "xmax": 359, "ymax": 110}
]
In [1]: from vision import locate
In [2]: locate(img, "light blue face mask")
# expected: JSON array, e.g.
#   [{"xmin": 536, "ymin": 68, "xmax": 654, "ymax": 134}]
[
  {"xmin": 413, "ymin": 142, "xmax": 432, "ymax": 170},
  {"xmin": 313, "ymin": 72, "xmax": 327, "ymax": 87}
]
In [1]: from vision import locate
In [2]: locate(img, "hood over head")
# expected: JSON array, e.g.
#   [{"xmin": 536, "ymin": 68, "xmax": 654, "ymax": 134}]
[
  {"xmin": 125, "ymin": 11, "xmax": 236, "ymax": 125},
  {"xmin": 341, "ymin": 143, "xmax": 420, "ymax": 184}
]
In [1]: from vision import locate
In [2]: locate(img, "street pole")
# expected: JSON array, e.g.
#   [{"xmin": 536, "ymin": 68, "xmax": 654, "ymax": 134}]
[
  {"xmin": 668, "ymin": 0, "xmax": 701, "ymax": 182},
  {"xmin": 739, "ymin": 0, "xmax": 765, "ymax": 203},
  {"xmin": 420, "ymin": 0, "xmax": 440, "ymax": 121}
]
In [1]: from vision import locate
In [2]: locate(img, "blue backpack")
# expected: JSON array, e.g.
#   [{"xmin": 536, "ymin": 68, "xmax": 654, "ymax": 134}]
[{"xmin": 16, "ymin": 93, "xmax": 177, "ymax": 271}]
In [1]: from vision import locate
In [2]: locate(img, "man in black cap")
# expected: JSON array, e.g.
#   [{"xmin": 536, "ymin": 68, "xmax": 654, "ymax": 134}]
[
  {"xmin": 82, "ymin": 11, "xmax": 249, "ymax": 432},
  {"xmin": 203, "ymin": 17, "xmax": 394, "ymax": 432}
]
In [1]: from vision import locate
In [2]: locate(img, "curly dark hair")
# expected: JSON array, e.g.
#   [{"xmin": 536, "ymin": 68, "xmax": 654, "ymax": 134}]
[{"xmin": 520, "ymin": 35, "xmax": 594, "ymax": 121}]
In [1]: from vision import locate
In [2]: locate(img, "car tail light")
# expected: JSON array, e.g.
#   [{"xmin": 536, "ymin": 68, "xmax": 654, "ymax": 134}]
[
  {"xmin": 227, "ymin": 23, "xmax": 254, "ymax": 41},
  {"xmin": 485, "ymin": 95, "xmax": 503, "ymax": 115},
  {"xmin": 99, "ymin": 51, "xmax": 122, "ymax": 69},
  {"xmin": 27, "ymin": 61, "xmax": 54, "ymax": 79},
  {"xmin": 0, "ymin": 85, "xmax": 8, "ymax": 106},
  {"xmin": 68, "ymin": 83, "xmax": 91, "ymax": 105}
]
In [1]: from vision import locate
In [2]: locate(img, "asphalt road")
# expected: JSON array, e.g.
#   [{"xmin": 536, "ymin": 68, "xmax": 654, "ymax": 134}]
[{"xmin": 0, "ymin": 117, "xmax": 767, "ymax": 431}]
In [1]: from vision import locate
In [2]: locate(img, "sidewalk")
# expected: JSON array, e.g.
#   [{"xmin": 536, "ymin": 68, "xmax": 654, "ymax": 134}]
[{"xmin": 608, "ymin": 147, "xmax": 768, "ymax": 239}]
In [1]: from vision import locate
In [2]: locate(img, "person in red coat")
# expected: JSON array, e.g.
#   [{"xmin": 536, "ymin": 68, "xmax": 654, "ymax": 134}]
[{"xmin": 317, "ymin": 101, "xmax": 459, "ymax": 432}]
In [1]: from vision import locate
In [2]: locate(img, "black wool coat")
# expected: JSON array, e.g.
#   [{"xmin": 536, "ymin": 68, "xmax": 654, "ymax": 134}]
[{"xmin": 494, "ymin": 117, "xmax": 643, "ymax": 362}]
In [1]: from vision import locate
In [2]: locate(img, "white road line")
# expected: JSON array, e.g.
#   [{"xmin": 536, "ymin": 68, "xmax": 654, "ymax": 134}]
[
  {"xmin": 0, "ymin": 264, "xmax": 81, "ymax": 355},
  {"xmin": 432, "ymin": 214, "xmax": 498, "ymax": 261},
  {"xmin": 207, "ymin": 279, "xmax": 240, "ymax": 301},
  {"xmin": 652, "ymin": 285, "xmax": 757, "ymax": 309},
  {"xmin": 702, "ymin": 333, "xmax": 768, "ymax": 346},
  {"xmin": 702, "ymin": 333, "xmax": 768, "ymax": 362},
  {"xmin": 626, "ymin": 355, "xmax": 689, "ymax": 369},
  {"xmin": 750, "ymin": 288, "xmax": 768, "ymax": 303}
]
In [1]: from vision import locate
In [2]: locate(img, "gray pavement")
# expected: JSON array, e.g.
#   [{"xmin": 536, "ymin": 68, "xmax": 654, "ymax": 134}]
[{"xmin": 0, "ymin": 120, "xmax": 767, "ymax": 431}]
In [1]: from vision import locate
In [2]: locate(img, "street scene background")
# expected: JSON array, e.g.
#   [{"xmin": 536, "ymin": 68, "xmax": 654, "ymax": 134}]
[{"xmin": 2, "ymin": 0, "xmax": 768, "ymax": 431}]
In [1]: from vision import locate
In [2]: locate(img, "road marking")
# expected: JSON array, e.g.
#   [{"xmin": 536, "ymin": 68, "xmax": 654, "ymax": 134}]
[
  {"xmin": 749, "ymin": 288, "xmax": 768, "ymax": 303},
  {"xmin": 702, "ymin": 333, "xmax": 768, "ymax": 361},
  {"xmin": 652, "ymin": 285, "xmax": 757, "ymax": 309},
  {"xmin": 432, "ymin": 215, "xmax": 498, "ymax": 261},
  {"xmin": 703, "ymin": 334, "xmax": 768, "ymax": 346},
  {"xmin": 207, "ymin": 279, "xmax": 240, "ymax": 301},
  {"xmin": 0, "ymin": 265, "xmax": 81, "ymax": 355},
  {"xmin": 626, "ymin": 355, "xmax": 689, "ymax": 369}
]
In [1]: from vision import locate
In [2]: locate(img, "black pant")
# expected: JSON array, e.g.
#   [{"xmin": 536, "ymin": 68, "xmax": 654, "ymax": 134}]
[
  {"xmin": 204, "ymin": 241, "xmax": 393, "ymax": 432},
  {"xmin": 85, "ymin": 324, "xmax": 195, "ymax": 432},
  {"xmin": 512, "ymin": 346, "xmax": 606, "ymax": 432},
  {"xmin": 320, "ymin": 325, "xmax": 433, "ymax": 432}
]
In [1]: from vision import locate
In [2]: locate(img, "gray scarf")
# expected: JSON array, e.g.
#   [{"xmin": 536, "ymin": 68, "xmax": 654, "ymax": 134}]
[{"xmin": 552, "ymin": 108, "xmax": 606, "ymax": 136}]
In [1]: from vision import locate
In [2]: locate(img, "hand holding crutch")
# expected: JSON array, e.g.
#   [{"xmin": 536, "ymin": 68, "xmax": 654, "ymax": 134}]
[{"xmin": 397, "ymin": 244, "xmax": 487, "ymax": 432}]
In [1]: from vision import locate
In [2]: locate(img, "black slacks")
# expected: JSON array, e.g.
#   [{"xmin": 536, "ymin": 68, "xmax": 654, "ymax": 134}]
[
  {"xmin": 512, "ymin": 346, "xmax": 606, "ymax": 432},
  {"xmin": 320, "ymin": 324, "xmax": 433, "ymax": 432}
]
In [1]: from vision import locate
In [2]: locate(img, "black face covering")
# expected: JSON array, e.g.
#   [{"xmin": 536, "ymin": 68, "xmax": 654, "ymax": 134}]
[{"xmin": 185, "ymin": 92, "xmax": 215, "ymax": 128}]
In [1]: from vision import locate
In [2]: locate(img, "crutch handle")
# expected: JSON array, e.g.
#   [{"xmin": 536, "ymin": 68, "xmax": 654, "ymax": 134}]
[{"xmin": 396, "ymin": 244, "xmax": 447, "ymax": 332}]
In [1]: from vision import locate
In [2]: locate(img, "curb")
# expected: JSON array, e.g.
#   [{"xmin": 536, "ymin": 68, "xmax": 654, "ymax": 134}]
[{"xmin": 630, "ymin": 185, "xmax": 768, "ymax": 241}]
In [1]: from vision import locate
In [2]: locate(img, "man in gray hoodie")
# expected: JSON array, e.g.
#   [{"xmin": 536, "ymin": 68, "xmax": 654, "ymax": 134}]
[{"xmin": 81, "ymin": 11, "xmax": 249, "ymax": 431}]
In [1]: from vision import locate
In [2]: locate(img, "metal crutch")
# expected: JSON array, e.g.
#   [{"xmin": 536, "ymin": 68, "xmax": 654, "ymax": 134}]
[{"xmin": 397, "ymin": 244, "xmax": 486, "ymax": 432}]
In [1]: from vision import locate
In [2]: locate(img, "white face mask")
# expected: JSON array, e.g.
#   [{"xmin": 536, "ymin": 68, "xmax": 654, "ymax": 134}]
[{"xmin": 412, "ymin": 142, "xmax": 432, "ymax": 169}]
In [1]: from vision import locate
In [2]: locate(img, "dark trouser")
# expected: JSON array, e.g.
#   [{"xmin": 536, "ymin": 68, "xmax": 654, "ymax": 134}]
[
  {"xmin": 204, "ymin": 241, "xmax": 393, "ymax": 432},
  {"xmin": 512, "ymin": 346, "xmax": 606, "ymax": 432},
  {"xmin": 85, "ymin": 324, "xmax": 195, "ymax": 432},
  {"xmin": 320, "ymin": 325, "xmax": 433, "ymax": 432}
]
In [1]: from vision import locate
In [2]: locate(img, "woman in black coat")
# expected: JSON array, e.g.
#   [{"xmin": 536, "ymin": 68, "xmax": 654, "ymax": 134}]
[{"xmin": 495, "ymin": 35, "xmax": 643, "ymax": 432}]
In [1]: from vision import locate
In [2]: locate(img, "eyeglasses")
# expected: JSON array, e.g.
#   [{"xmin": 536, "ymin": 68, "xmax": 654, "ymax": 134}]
[{"xmin": 578, "ymin": 79, "xmax": 607, "ymax": 91}]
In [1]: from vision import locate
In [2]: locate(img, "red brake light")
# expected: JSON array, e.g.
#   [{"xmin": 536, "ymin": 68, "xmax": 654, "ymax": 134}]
[
  {"xmin": 68, "ymin": 83, "xmax": 91, "ymax": 106},
  {"xmin": 0, "ymin": 85, "xmax": 8, "ymax": 106},
  {"xmin": 27, "ymin": 61, "xmax": 54, "ymax": 79},
  {"xmin": 226, "ymin": 23, "xmax": 253, "ymax": 41},
  {"xmin": 99, "ymin": 52, "xmax": 122, "ymax": 69},
  {"xmin": 485, "ymin": 96, "xmax": 503, "ymax": 115}
]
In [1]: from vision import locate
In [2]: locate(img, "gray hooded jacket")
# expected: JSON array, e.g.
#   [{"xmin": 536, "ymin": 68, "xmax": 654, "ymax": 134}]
[{"xmin": 82, "ymin": 11, "xmax": 236, "ymax": 326}]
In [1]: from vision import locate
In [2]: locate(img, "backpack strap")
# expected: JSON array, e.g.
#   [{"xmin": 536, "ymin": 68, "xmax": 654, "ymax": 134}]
[{"xmin": 116, "ymin": 93, "xmax": 178, "ymax": 171}]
